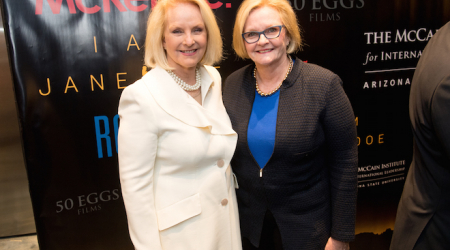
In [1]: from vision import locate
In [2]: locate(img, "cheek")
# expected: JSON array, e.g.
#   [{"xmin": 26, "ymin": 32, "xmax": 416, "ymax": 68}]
[
  {"xmin": 198, "ymin": 34, "xmax": 208, "ymax": 47},
  {"xmin": 244, "ymin": 43, "xmax": 253, "ymax": 54},
  {"xmin": 274, "ymin": 37, "xmax": 288, "ymax": 52},
  {"xmin": 164, "ymin": 36, "xmax": 180, "ymax": 51},
  {"xmin": 285, "ymin": 36, "xmax": 290, "ymax": 47}
]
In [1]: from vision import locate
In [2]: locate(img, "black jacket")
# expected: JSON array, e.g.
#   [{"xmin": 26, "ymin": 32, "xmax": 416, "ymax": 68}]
[
  {"xmin": 390, "ymin": 21, "xmax": 450, "ymax": 250},
  {"xmin": 223, "ymin": 58, "xmax": 358, "ymax": 250}
]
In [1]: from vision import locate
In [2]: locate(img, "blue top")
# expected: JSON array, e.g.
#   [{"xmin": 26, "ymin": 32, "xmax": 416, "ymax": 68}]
[{"xmin": 247, "ymin": 89, "xmax": 280, "ymax": 168}]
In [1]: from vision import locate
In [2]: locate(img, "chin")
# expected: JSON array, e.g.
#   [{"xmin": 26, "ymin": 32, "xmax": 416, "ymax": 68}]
[
  {"xmin": 251, "ymin": 53, "xmax": 273, "ymax": 63},
  {"xmin": 254, "ymin": 58, "xmax": 276, "ymax": 66},
  {"xmin": 178, "ymin": 60, "xmax": 201, "ymax": 69}
]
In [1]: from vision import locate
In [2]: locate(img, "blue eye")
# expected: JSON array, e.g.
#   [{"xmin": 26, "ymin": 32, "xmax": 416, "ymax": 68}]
[{"xmin": 246, "ymin": 32, "xmax": 258, "ymax": 38}]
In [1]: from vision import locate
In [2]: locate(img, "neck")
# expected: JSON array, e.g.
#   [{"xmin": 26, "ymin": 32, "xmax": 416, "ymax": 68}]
[
  {"xmin": 255, "ymin": 55, "xmax": 290, "ymax": 88},
  {"xmin": 172, "ymin": 66, "xmax": 197, "ymax": 85}
]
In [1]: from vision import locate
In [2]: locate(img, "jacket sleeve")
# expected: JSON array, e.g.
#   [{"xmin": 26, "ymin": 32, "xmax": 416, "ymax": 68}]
[
  {"xmin": 118, "ymin": 83, "xmax": 162, "ymax": 250},
  {"xmin": 322, "ymin": 76, "xmax": 358, "ymax": 242}
]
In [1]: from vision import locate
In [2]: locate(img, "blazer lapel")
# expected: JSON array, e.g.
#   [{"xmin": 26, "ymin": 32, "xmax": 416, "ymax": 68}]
[{"xmin": 143, "ymin": 66, "xmax": 236, "ymax": 135}]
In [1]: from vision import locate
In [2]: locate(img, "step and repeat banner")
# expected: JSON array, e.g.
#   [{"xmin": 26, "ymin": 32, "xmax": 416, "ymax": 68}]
[{"xmin": 1, "ymin": 0, "xmax": 449, "ymax": 249}]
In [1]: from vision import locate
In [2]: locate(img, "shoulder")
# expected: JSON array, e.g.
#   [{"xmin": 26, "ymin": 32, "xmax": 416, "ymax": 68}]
[
  {"xmin": 286, "ymin": 60, "xmax": 343, "ymax": 103},
  {"xmin": 296, "ymin": 60, "xmax": 342, "ymax": 86},
  {"xmin": 223, "ymin": 64, "xmax": 253, "ymax": 95},
  {"xmin": 287, "ymin": 60, "xmax": 348, "ymax": 110},
  {"xmin": 203, "ymin": 65, "xmax": 220, "ymax": 79},
  {"xmin": 224, "ymin": 64, "xmax": 253, "ymax": 84},
  {"xmin": 202, "ymin": 65, "xmax": 222, "ymax": 91},
  {"xmin": 411, "ymin": 22, "xmax": 450, "ymax": 95},
  {"xmin": 120, "ymin": 77, "xmax": 145, "ymax": 100},
  {"xmin": 119, "ymin": 68, "xmax": 161, "ymax": 104}
]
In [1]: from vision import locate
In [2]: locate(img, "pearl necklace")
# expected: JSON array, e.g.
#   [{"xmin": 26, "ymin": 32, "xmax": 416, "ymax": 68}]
[
  {"xmin": 254, "ymin": 55, "xmax": 293, "ymax": 97},
  {"xmin": 167, "ymin": 68, "xmax": 201, "ymax": 91}
]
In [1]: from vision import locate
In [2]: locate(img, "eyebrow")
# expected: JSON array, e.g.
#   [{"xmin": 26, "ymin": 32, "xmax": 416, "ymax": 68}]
[
  {"xmin": 167, "ymin": 22, "xmax": 205, "ymax": 29},
  {"xmin": 244, "ymin": 25, "xmax": 279, "ymax": 32}
]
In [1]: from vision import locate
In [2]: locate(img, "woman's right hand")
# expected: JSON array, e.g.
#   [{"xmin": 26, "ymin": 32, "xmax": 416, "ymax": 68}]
[{"xmin": 324, "ymin": 237, "xmax": 350, "ymax": 250}]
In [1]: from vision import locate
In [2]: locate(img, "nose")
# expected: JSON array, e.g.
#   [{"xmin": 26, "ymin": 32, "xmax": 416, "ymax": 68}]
[
  {"xmin": 257, "ymin": 33, "xmax": 269, "ymax": 45},
  {"xmin": 183, "ymin": 33, "xmax": 195, "ymax": 46}
]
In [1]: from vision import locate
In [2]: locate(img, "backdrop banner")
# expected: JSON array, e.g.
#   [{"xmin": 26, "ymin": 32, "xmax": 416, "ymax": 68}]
[{"xmin": 1, "ymin": 0, "xmax": 449, "ymax": 249}]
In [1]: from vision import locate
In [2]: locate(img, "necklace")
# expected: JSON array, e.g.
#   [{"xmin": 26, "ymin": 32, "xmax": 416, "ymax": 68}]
[
  {"xmin": 254, "ymin": 55, "xmax": 293, "ymax": 97},
  {"xmin": 167, "ymin": 67, "xmax": 201, "ymax": 91}
]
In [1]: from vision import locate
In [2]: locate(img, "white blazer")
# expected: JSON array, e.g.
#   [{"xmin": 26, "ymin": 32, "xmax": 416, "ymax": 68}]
[{"xmin": 118, "ymin": 65, "xmax": 242, "ymax": 250}]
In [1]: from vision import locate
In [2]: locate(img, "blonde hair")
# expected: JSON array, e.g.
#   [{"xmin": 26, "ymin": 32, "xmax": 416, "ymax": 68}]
[
  {"xmin": 144, "ymin": 0, "xmax": 223, "ymax": 69},
  {"xmin": 232, "ymin": 0, "xmax": 302, "ymax": 59}
]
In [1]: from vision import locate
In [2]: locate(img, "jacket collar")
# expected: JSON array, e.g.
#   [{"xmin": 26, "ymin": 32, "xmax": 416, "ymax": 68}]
[
  {"xmin": 282, "ymin": 57, "xmax": 303, "ymax": 89},
  {"xmin": 142, "ymin": 66, "xmax": 235, "ymax": 135}
]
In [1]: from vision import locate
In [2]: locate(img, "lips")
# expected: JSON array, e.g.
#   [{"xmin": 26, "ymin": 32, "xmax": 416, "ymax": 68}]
[
  {"xmin": 180, "ymin": 49, "xmax": 198, "ymax": 54},
  {"xmin": 257, "ymin": 48, "xmax": 274, "ymax": 53}
]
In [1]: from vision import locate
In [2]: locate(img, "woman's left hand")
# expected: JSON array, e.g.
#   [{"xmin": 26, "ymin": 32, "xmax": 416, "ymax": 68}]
[{"xmin": 324, "ymin": 237, "xmax": 350, "ymax": 250}]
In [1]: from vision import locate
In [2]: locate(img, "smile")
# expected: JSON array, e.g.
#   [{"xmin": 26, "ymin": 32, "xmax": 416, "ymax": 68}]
[
  {"xmin": 180, "ymin": 49, "xmax": 198, "ymax": 54},
  {"xmin": 257, "ymin": 49, "xmax": 273, "ymax": 53}
]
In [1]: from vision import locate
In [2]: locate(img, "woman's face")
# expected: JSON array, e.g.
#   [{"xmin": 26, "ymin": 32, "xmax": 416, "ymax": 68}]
[
  {"xmin": 243, "ymin": 6, "xmax": 290, "ymax": 68},
  {"xmin": 163, "ymin": 2, "xmax": 207, "ymax": 72}
]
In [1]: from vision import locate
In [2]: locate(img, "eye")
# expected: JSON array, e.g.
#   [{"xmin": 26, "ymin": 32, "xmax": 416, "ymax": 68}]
[
  {"xmin": 171, "ymin": 29, "xmax": 182, "ymax": 34},
  {"xmin": 266, "ymin": 27, "xmax": 279, "ymax": 34},
  {"xmin": 193, "ymin": 27, "xmax": 204, "ymax": 33},
  {"xmin": 245, "ymin": 32, "xmax": 259, "ymax": 38}
]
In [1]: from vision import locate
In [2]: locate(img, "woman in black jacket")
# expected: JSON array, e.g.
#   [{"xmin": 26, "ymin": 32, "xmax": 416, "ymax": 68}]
[{"xmin": 222, "ymin": 0, "xmax": 358, "ymax": 249}]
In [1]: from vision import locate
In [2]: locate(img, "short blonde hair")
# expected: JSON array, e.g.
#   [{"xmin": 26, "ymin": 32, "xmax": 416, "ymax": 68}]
[
  {"xmin": 144, "ymin": 0, "xmax": 223, "ymax": 69},
  {"xmin": 232, "ymin": 0, "xmax": 302, "ymax": 59}
]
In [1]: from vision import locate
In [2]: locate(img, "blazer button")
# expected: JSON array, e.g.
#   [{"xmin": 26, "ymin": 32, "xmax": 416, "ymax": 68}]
[
  {"xmin": 221, "ymin": 199, "xmax": 228, "ymax": 206},
  {"xmin": 217, "ymin": 159, "xmax": 225, "ymax": 168}
]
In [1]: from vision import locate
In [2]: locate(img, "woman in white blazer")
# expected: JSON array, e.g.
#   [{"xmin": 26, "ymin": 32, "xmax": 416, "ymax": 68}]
[{"xmin": 117, "ymin": 0, "xmax": 241, "ymax": 249}]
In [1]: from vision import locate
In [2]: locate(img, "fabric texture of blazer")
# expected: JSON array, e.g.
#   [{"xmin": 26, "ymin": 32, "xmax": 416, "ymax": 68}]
[
  {"xmin": 390, "ymin": 21, "xmax": 450, "ymax": 250},
  {"xmin": 223, "ymin": 58, "xmax": 358, "ymax": 250},
  {"xmin": 118, "ymin": 65, "xmax": 242, "ymax": 250}
]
